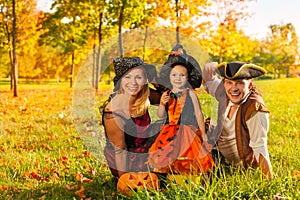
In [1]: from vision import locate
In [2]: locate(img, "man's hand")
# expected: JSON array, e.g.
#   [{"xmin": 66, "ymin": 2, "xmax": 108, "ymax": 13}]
[{"xmin": 203, "ymin": 62, "xmax": 218, "ymax": 83}]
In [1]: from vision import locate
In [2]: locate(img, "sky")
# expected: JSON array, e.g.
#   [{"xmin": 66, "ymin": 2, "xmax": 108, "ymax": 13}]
[
  {"xmin": 36, "ymin": 0, "xmax": 52, "ymax": 12},
  {"xmin": 243, "ymin": 0, "xmax": 300, "ymax": 39},
  {"xmin": 36, "ymin": 0, "xmax": 300, "ymax": 40}
]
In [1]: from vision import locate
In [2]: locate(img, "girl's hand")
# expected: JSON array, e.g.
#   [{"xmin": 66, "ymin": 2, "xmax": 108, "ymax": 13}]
[{"xmin": 160, "ymin": 91, "xmax": 170, "ymax": 106}]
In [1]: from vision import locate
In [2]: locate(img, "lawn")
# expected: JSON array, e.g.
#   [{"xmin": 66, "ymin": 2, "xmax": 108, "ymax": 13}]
[{"xmin": 0, "ymin": 78, "xmax": 299, "ymax": 199}]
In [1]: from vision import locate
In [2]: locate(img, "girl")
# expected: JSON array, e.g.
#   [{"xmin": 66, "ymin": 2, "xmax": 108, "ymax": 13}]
[{"xmin": 147, "ymin": 45, "xmax": 214, "ymax": 175}]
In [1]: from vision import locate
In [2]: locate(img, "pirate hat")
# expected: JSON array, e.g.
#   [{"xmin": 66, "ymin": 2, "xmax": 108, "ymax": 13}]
[
  {"xmin": 216, "ymin": 61, "xmax": 266, "ymax": 80},
  {"xmin": 113, "ymin": 57, "xmax": 157, "ymax": 91},
  {"xmin": 158, "ymin": 44, "xmax": 202, "ymax": 90}
]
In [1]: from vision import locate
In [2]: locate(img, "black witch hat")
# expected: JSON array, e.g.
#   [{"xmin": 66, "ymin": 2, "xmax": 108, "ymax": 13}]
[
  {"xmin": 113, "ymin": 57, "xmax": 157, "ymax": 91},
  {"xmin": 158, "ymin": 44, "xmax": 202, "ymax": 90}
]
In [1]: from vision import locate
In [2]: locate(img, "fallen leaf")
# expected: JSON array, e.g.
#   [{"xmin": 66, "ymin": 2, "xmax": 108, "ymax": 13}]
[
  {"xmin": 64, "ymin": 184, "xmax": 79, "ymax": 191},
  {"xmin": 12, "ymin": 185, "xmax": 20, "ymax": 192},
  {"xmin": 75, "ymin": 171, "xmax": 84, "ymax": 182},
  {"xmin": 291, "ymin": 171, "xmax": 300, "ymax": 179},
  {"xmin": 41, "ymin": 189, "xmax": 48, "ymax": 194},
  {"xmin": 83, "ymin": 150, "xmax": 91, "ymax": 157},
  {"xmin": 90, "ymin": 167, "xmax": 96, "ymax": 178},
  {"xmin": 74, "ymin": 186, "xmax": 86, "ymax": 198},
  {"xmin": 22, "ymin": 172, "xmax": 31, "ymax": 179},
  {"xmin": 51, "ymin": 172, "xmax": 60, "ymax": 180},
  {"xmin": 31, "ymin": 172, "xmax": 42, "ymax": 181},
  {"xmin": 75, "ymin": 171, "xmax": 92, "ymax": 183},
  {"xmin": 1, "ymin": 185, "xmax": 8, "ymax": 191}
]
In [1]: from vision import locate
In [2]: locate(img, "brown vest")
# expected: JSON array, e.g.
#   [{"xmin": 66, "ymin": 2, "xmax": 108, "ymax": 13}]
[{"xmin": 208, "ymin": 83, "xmax": 269, "ymax": 168}]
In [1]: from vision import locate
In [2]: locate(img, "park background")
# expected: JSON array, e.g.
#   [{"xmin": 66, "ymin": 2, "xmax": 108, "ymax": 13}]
[{"xmin": 0, "ymin": 0, "xmax": 299, "ymax": 199}]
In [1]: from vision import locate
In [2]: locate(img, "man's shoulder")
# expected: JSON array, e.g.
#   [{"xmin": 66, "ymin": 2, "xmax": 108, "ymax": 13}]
[{"xmin": 243, "ymin": 93, "xmax": 269, "ymax": 120}]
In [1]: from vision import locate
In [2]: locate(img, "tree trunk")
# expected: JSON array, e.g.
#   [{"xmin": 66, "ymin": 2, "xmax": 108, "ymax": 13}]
[
  {"xmin": 9, "ymin": 50, "xmax": 14, "ymax": 90},
  {"xmin": 70, "ymin": 51, "xmax": 74, "ymax": 88},
  {"xmin": 95, "ymin": 12, "xmax": 103, "ymax": 91},
  {"xmin": 2, "ymin": 6, "xmax": 14, "ymax": 91},
  {"xmin": 118, "ymin": 4, "xmax": 124, "ymax": 57},
  {"xmin": 95, "ymin": 47, "xmax": 102, "ymax": 90},
  {"xmin": 285, "ymin": 65, "xmax": 289, "ymax": 78},
  {"xmin": 219, "ymin": 35, "xmax": 225, "ymax": 63},
  {"xmin": 219, "ymin": 50, "xmax": 223, "ymax": 63},
  {"xmin": 92, "ymin": 31, "xmax": 96, "ymax": 88},
  {"xmin": 12, "ymin": 0, "xmax": 18, "ymax": 97},
  {"xmin": 175, "ymin": 0, "xmax": 180, "ymax": 44},
  {"xmin": 142, "ymin": 26, "xmax": 148, "ymax": 60}
]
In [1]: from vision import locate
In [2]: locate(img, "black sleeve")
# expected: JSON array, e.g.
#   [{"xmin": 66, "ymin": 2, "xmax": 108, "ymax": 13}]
[{"xmin": 149, "ymin": 88, "xmax": 162, "ymax": 106}]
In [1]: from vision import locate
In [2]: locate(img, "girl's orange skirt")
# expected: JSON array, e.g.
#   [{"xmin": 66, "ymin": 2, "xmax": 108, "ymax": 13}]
[{"xmin": 147, "ymin": 124, "xmax": 214, "ymax": 175}]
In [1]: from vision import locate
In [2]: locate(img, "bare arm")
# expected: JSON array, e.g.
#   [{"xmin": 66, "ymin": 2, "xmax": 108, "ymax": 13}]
[
  {"xmin": 189, "ymin": 90, "xmax": 207, "ymax": 141},
  {"xmin": 103, "ymin": 103, "xmax": 128, "ymax": 177}
]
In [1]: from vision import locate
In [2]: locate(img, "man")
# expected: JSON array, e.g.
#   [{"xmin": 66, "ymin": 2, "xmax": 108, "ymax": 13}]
[{"xmin": 203, "ymin": 61, "xmax": 272, "ymax": 178}]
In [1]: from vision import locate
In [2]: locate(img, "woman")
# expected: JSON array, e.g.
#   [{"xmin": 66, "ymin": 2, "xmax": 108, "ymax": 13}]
[{"xmin": 101, "ymin": 57, "xmax": 157, "ymax": 178}]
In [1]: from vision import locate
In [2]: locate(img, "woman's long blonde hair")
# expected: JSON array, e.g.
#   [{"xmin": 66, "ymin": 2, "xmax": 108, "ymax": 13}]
[{"xmin": 130, "ymin": 85, "xmax": 150, "ymax": 118}]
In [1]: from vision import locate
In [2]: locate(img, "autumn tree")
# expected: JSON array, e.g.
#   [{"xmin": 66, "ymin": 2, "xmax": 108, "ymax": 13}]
[
  {"xmin": 1, "ymin": 1, "xmax": 64, "ymax": 83},
  {"xmin": 106, "ymin": 0, "xmax": 147, "ymax": 57},
  {"xmin": 17, "ymin": 4, "xmax": 47, "ymax": 80},
  {"xmin": 147, "ymin": 0, "xmax": 210, "ymax": 42},
  {"xmin": 0, "ymin": 0, "xmax": 21, "ymax": 96},
  {"xmin": 261, "ymin": 23, "xmax": 299, "ymax": 78},
  {"xmin": 200, "ymin": 0, "xmax": 255, "ymax": 63},
  {"xmin": 89, "ymin": 1, "xmax": 105, "ymax": 90},
  {"xmin": 1, "ymin": 0, "xmax": 38, "ymax": 96},
  {"xmin": 77, "ymin": 0, "xmax": 107, "ymax": 90},
  {"xmin": 41, "ymin": 0, "xmax": 92, "ymax": 87}
]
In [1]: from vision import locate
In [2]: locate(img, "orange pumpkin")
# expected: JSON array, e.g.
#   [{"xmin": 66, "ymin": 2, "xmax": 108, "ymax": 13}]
[{"xmin": 117, "ymin": 172, "xmax": 160, "ymax": 196}]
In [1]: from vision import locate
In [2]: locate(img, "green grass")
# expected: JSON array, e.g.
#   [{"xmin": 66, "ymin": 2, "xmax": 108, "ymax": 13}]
[{"xmin": 0, "ymin": 78, "xmax": 299, "ymax": 199}]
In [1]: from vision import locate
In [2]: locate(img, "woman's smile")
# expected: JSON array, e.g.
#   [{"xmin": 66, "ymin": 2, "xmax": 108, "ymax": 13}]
[{"xmin": 120, "ymin": 67, "xmax": 147, "ymax": 96}]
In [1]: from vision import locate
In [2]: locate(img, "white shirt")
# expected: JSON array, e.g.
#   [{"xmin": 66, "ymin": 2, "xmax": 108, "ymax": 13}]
[{"xmin": 204, "ymin": 78, "xmax": 271, "ymax": 166}]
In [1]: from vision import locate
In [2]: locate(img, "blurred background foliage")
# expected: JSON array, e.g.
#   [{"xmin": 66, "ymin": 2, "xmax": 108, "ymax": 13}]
[{"xmin": 0, "ymin": 0, "xmax": 299, "ymax": 87}]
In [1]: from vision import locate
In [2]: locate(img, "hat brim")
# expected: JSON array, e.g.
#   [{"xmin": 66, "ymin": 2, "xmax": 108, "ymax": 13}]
[
  {"xmin": 216, "ymin": 62, "xmax": 266, "ymax": 79},
  {"xmin": 113, "ymin": 64, "xmax": 157, "ymax": 92}
]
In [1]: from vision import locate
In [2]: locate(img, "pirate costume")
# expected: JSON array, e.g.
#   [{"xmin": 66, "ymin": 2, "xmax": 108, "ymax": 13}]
[{"xmin": 204, "ymin": 61, "xmax": 272, "ymax": 175}]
